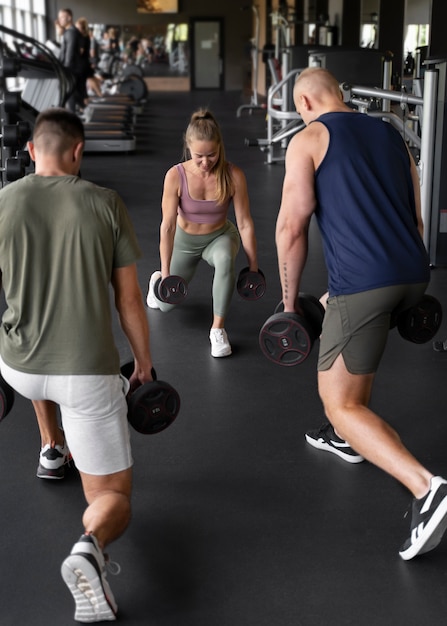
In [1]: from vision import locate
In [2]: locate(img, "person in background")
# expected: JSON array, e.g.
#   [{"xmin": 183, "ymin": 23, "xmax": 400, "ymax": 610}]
[
  {"xmin": 75, "ymin": 17, "xmax": 102, "ymax": 99},
  {"xmin": 57, "ymin": 8, "xmax": 83, "ymax": 112}
]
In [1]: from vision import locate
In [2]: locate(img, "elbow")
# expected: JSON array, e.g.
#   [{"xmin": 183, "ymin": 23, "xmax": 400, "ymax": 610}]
[
  {"xmin": 115, "ymin": 290, "xmax": 144, "ymax": 316},
  {"xmin": 160, "ymin": 220, "xmax": 177, "ymax": 237},
  {"xmin": 276, "ymin": 221, "xmax": 305, "ymax": 248}
]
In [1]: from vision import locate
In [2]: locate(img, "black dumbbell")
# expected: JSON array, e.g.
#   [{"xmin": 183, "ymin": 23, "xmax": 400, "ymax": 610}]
[
  {"xmin": 393, "ymin": 294, "xmax": 442, "ymax": 344},
  {"xmin": 1, "ymin": 124, "xmax": 22, "ymax": 148},
  {"xmin": 237, "ymin": 267, "xmax": 266, "ymax": 301},
  {"xmin": 0, "ymin": 121, "xmax": 31, "ymax": 148},
  {"xmin": 0, "ymin": 57, "xmax": 21, "ymax": 79},
  {"xmin": 0, "ymin": 373, "xmax": 15, "ymax": 421},
  {"xmin": 1, "ymin": 91, "xmax": 21, "ymax": 113},
  {"xmin": 120, "ymin": 361, "xmax": 180, "ymax": 434},
  {"xmin": 154, "ymin": 275, "xmax": 188, "ymax": 305},
  {"xmin": 259, "ymin": 293, "xmax": 325, "ymax": 366}
]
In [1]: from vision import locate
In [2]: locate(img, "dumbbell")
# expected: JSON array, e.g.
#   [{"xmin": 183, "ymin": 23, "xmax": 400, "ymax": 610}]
[
  {"xmin": 0, "ymin": 372, "xmax": 15, "ymax": 421},
  {"xmin": 1, "ymin": 124, "xmax": 24, "ymax": 148},
  {"xmin": 259, "ymin": 293, "xmax": 325, "ymax": 366},
  {"xmin": 0, "ymin": 121, "xmax": 31, "ymax": 148},
  {"xmin": 0, "ymin": 57, "xmax": 21, "ymax": 79},
  {"xmin": 1, "ymin": 156, "xmax": 25, "ymax": 182},
  {"xmin": 392, "ymin": 294, "xmax": 442, "ymax": 344},
  {"xmin": 120, "ymin": 361, "xmax": 180, "ymax": 434},
  {"xmin": 1, "ymin": 91, "xmax": 21, "ymax": 113},
  {"xmin": 154, "ymin": 275, "xmax": 188, "ymax": 305},
  {"xmin": 237, "ymin": 267, "xmax": 266, "ymax": 301}
]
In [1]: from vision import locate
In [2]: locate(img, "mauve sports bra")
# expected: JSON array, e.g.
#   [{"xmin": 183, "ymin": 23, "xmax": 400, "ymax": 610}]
[{"xmin": 176, "ymin": 163, "xmax": 230, "ymax": 225}]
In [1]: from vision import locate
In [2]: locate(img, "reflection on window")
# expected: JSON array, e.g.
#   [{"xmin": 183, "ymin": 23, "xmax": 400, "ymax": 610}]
[
  {"xmin": 360, "ymin": 23, "xmax": 378, "ymax": 48},
  {"xmin": 0, "ymin": 0, "xmax": 46, "ymax": 40},
  {"xmin": 1, "ymin": 7, "xmax": 14, "ymax": 30},
  {"xmin": 404, "ymin": 24, "xmax": 430, "ymax": 56},
  {"xmin": 33, "ymin": 0, "xmax": 45, "ymax": 14}
]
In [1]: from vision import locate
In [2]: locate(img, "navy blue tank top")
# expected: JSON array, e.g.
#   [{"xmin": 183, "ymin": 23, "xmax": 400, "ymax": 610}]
[{"xmin": 314, "ymin": 112, "xmax": 430, "ymax": 295}]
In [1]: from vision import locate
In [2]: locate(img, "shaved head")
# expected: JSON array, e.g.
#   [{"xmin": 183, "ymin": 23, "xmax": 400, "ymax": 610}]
[{"xmin": 294, "ymin": 67, "xmax": 342, "ymax": 104}]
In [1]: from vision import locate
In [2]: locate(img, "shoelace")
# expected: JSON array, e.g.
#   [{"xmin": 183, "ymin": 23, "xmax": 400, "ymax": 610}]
[
  {"xmin": 104, "ymin": 554, "xmax": 121, "ymax": 576},
  {"xmin": 213, "ymin": 330, "xmax": 225, "ymax": 343}
]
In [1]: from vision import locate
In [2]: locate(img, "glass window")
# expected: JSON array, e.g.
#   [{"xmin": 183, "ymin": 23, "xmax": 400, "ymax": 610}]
[
  {"xmin": 33, "ymin": 0, "xmax": 46, "ymax": 14},
  {"xmin": 0, "ymin": 0, "xmax": 47, "ymax": 40},
  {"xmin": 15, "ymin": 0, "xmax": 30, "ymax": 10},
  {"xmin": 34, "ymin": 14, "xmax": 45, "ymax": 42},
  {"xmin": 14, "ymin": 8, "xmax": 24, "ymax": 33},
  {"xmin": 2, "ymin": 6, "xmax": 13, "ymax": 29}
]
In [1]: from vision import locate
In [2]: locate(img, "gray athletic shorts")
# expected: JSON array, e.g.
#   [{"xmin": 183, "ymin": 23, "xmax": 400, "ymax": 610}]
[
  {"xmin": 318, "ymin": 283, "xmax": 428, "ymax": 374},
  {"xmin": 0, "ymin": 359, "xmax": 133, "ymax": 475}
]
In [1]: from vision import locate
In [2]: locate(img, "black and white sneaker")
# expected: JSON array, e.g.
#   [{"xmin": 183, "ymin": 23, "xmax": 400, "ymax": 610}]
[
  {"xmin": 399, "ymin": 476, "xmax": 447, "ymax": 560},
  {"xmin": 305, "ymin": 422, "xmax": 365, "ymax": 464},
  {"xmin": 37, "ymin": 442, "xmax": 72, "ymax": 480},
  {"xmin": 61, "ymin": 533, "xmax": 119, "ymax": 622},
  {"xmin": 433, "ymin": 339, "xmax": 447, "ymax": 352}
]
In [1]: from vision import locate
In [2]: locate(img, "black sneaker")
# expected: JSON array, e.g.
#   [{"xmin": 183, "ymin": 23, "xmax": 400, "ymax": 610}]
[
  {"xmin": 61, "ymin": 533, "xmax": 119, "ymax": 622},
  {"xmin": 399, "ymin": 476, "xmax": 447, "ymax": 560},
  {"xmin": 305, "ymin": 422, "xmax": 365, "ymax": 464},
  {"xmin": 433, "ymin": 339, "xmax": 447, "ymax": 352}
]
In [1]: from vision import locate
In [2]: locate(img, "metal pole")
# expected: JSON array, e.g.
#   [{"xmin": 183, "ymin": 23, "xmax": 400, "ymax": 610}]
[
  {"xmin": 419, "ymin": 68, "xmax": 438, "ymax": 251},
  {"xmin": 349, "ymin": 84, "xmax": 423, "ymax": 107},
  {"xmin": 382, "ymin": 59, "xmax": 392, "ymax": 112},
  {"xmin": 251, "ymin": 5, "xmax": 259, "ymax": 106}
]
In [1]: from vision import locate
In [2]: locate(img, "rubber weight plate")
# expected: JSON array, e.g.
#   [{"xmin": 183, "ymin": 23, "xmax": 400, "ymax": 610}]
[
  {"xmin": 120, "ymin": 360, "xmax": 180, "ymax": 434},
  {"xmin": 237, "ymin": 267, "xmax": 266, "ymax": 300},
  {"xmin": 299, "ymin": 293, "xmax": 325, "ymax": 339},
  {"xmin": 118, "ymin": 75, "xmax": 148, "ymax": 102},
  {"xmin": 127, "ymin": 380, "xmax": 180, "ymax": 434},
  {"xmin": 273, "ymin": 293, "xmax": 325, "ymax": 339},
  {"xmin": 397, "ymin": 294, "xmax": 443, "ymax": 344},
  {"xmin": 259, "ymin": 311, "xmax": 314, "ymax": 366},
  {"xmin": 0, "ymin": 373, "xmax": 14, "ymax": 421},
  {"xmin": 120, "ymin": 360, "xmax": 157, "ymax": 382},
  {"xmin": 156, "ymin": 275, "xmax": 188, "ymax": 305}
]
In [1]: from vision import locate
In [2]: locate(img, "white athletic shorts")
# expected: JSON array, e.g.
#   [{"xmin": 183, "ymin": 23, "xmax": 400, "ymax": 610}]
[{"xmin": 0, "ymin": 358, "xmax": 133, "ymax": 476}]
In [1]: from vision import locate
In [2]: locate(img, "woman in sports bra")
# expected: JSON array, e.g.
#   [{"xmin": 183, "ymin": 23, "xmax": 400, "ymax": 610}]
[{"xmin": 146, "ymin": 108, "xmax": 259, "ymax": 357}]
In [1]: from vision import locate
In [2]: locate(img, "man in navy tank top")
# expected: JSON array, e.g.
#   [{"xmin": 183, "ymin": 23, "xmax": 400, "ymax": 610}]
[{"xmin": 275, "ymin": 66, "xmax": 447, "ymax": 561}]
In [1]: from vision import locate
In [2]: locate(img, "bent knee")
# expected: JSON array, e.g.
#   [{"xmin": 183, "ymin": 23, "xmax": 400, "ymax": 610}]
[{"xmin": 80, "ymin": 467, "xmax": 133, "ymax": 503}]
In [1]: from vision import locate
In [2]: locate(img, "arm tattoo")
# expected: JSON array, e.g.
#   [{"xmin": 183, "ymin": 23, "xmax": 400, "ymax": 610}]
[{"xmin": 282, "ymin": 262, "xmax": 289, "ymax": 303}]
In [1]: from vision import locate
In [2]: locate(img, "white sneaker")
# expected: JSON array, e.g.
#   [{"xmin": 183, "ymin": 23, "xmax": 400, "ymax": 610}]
[
  {"xmin": 146, "ymin": 271, "xmax": 162, "ymax": 309},
  {"xmin": 209, "ymin": 328, "xmax": 232, "ymax": 357},
  {"xmin": 61, "ymin": 533, "xmax": 119, "ymax": 622}
]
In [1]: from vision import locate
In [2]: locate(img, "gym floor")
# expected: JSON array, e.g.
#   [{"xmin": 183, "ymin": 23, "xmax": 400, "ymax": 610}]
[{"xmin": 2, "ymin": 91, "xmax": 447, "ymax": 626}]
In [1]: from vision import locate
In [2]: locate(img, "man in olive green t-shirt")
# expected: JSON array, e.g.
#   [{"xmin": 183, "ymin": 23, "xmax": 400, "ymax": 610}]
[{"xmin": 0, "ymin": 108, "xmax": 153, "ymax": 622}]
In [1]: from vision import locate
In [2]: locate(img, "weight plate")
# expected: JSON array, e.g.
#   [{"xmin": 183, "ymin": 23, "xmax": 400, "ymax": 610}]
[
  {"xmin": 128, "ymin": 380, "xmax": 180, "ymax": 434},
  {"xmin": 273, "ymin": 293, "xmax": 325, "ymax": 339},
  {"xmin": 0, "ymin": 373, "xmax": 15, "ymax": 421},
  {"xmin": 237, "ymin": 267, "xmax": 266, "ymax": 300},
  {"xmin": 259, "ymin": 312, "xmax": 313, "ymax": 366},
  {"xmin": 118, "ymin": 75, "xmax": 148, "ymax": 102},
  {"xmin": 299, "ymin": 293, "xmax": 325, "ymax": 340},
  {"xmin": 397, "ymin": 294, "xmax": 443, "ymax": 344},
  {"xmin": 157, "ymin": 275, "xmax": 188, "ymax": 305},
  {"xmin": 120, "ymin": 360, "xmax": 157, "ymax": 382}
]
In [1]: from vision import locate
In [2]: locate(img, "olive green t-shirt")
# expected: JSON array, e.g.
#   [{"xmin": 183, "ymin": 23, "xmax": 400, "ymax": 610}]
[{"xmin": 0, "ymin": 174, "xmax": 141, "ymax": 375}]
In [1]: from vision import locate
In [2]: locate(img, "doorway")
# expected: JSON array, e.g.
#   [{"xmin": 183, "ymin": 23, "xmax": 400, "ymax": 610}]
[{"xmin": 190, "ymin": 18, "xmax": 224, "ymax": 89}]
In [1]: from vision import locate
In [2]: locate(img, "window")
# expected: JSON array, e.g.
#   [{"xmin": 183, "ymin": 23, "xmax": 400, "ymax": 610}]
[{"xmin": 0, "ymin": 0, "xmax": 47, "ymax": 41}]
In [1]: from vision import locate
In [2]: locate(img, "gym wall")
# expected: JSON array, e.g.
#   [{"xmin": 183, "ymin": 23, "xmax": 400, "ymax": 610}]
[{"xmin": 45, "ymin": 0, "xmax": 252, "ymax": 91}]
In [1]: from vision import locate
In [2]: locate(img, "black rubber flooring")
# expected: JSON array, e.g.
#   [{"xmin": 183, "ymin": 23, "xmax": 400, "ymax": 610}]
[{"xmin": 2, "ymin": 91, "xmax": 447, "ymax": 625}]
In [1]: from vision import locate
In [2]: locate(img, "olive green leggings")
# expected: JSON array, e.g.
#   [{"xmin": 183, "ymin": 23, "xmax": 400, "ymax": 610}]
[{"xmin": 159, "ymin": 221, "xmax": 241, "ymax": 318}]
